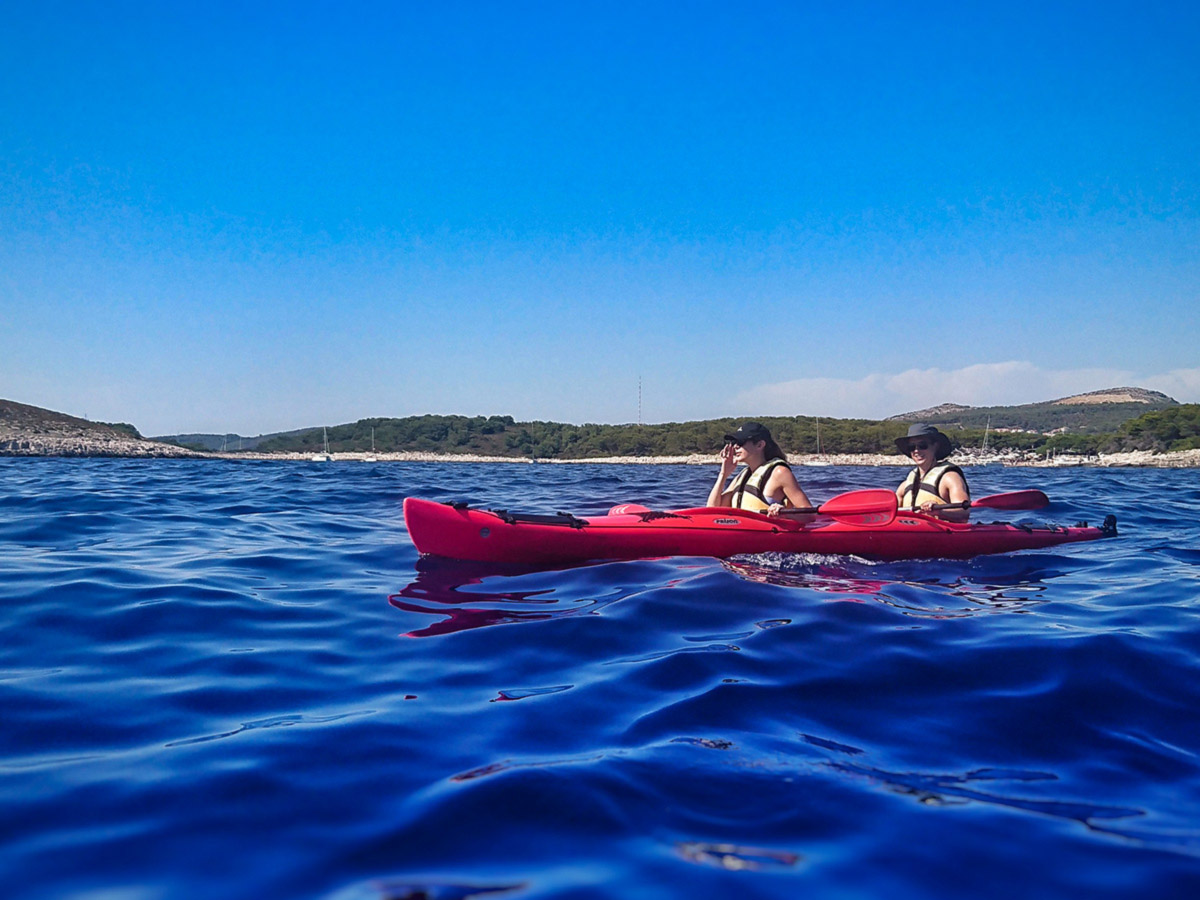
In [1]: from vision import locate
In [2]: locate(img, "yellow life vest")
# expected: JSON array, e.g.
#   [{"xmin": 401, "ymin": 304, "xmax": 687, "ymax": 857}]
[
  {"xmin": 729, "ymin": 459, "xmax": 790, "ymax": 512},
  {"xmin": 898, "ymin": 463, "xmax": 969, "ymax": 510}
]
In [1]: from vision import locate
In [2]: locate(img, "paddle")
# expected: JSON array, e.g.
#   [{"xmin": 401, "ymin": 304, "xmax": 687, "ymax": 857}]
[
  {"xmin": 608, "ymin": 503, "xmax": 652, "ymax": 516},
  {"xmin": 775, "ymin": 488, "xmax": 899, "ymax": 525},
  {"xmin": 616, "ymin": 489, "xmax": 1046, "ymax": 525},
  {"xmin": 614, "ymin": 489, "xmax": 900, "ymax": 527},
  {"xmin": 924, "ymin": 490, "xmax": 1049, "ymax": 512},
  {"xmin": 782, "ymin": 488, "xmax": 1049, "ymax": 520}
]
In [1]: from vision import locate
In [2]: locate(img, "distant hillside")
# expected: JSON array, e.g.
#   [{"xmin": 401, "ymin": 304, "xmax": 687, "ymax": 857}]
[
  {"xmin": 889, "ymin": 387, "xmax": 1177, "ymax": 434},
  {"xmin": 1, "ymin": 399, "xmax": 201, "ymax": 457},
  {"xmin": 244, "ymin": 403, "xmax": 1200, "ymax": 458},
  {"xmin": 5, "ymin": 389, "xmax": 1195, "ymax": 459},
  {"xmin": 1051, "ymin": 387, "xmax": 1173, "ymax": 406},
  {"xmin": 153, "ymin": 429, "xmax": 310, "ymax": 452},
  {"xmin": 254, "ymin": 414, "xmax": 910, "ymax": 458}
]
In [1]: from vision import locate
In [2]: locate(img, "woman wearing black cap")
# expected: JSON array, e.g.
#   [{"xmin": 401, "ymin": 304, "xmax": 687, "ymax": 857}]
[
  {"xmin": 707, "ymin": 421, "xmax": 813, "ymax": 516},
  {"xmin": 894, "ymin": 424, "xmax": 970, "ymax": 521}
]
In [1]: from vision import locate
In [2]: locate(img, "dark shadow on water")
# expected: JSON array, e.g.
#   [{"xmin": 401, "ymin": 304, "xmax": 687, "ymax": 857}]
[
  {"xmin": 720, "ymin": 552, "xmax": 1086, "ymax": 618},
  {"xmin": 388, "ymin": 557, "xmax": 619, "ymax": 638},
  {"xmin": 800, "ymin": 733, "xmax": 1200, "ymax": 858},
  {"xmin": 323, "ymin": 876, "xmax": 526, "ymax": 900},
  {"xmin": 833, "ymin": 759, "xmax": 1200, "ymax": 856},
  {"xmin": 1149, "ymin": 545, "xmax": 1200, "ymax": 565},
  {"xmin": 392, "ymin": 548, "xmax": 1092, "ymax": 634}
]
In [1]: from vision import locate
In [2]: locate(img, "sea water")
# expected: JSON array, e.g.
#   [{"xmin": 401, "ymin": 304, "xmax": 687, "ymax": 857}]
[{"xmin": 1, "ymin": 459, "xmax": 1198, "ymax": 899}]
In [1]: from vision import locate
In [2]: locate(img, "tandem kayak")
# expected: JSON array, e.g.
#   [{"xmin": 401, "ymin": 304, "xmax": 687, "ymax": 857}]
[{"xmin": 402, "ymin": 493, "xmax": 1118, "ymax": 566}]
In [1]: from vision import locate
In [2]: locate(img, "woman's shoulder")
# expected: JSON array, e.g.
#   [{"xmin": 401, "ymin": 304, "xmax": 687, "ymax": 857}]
[{"xmin": 767, "ymin": 459, "xmax": 798, "ymax": 479}]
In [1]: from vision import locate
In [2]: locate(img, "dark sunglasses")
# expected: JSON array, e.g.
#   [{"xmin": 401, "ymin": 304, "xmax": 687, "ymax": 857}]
[{"xmin": 909, "ymin": 441, "xmax": 932, "ymax": 451}]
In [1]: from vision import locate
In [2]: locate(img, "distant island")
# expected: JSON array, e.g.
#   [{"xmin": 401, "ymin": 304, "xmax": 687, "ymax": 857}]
[
  {"xmin": 0, "ymin": 399, "xmax": 202, "ymax": 458},
  {"xmin": 889, "ymin": 387, "xmax": 1177, "ymax": 434},
  {"xmin": 4, "ymin": 388, "xmax": 1199, "ymax": 465}
]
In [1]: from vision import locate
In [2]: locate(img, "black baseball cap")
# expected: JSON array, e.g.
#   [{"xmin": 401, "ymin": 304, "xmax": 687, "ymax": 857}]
[{"xmin": 724, "ymin": 422, "xmax": 771, "ymax": 444}]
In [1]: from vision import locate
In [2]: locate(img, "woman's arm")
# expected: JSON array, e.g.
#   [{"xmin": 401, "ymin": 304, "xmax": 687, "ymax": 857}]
[
  {"xmin": 922, "ymin": 471, "xmax": 969, "ymax": 522},
  {"xmin": 765, "ymin": 467, "xmax": 815, "ymax": 520},
  {"xmin": 707, "ymin": 444, "xmax": 738, "ymax": 507}
]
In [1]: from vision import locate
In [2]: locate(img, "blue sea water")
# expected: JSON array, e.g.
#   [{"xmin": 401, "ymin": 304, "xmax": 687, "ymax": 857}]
[{"xmin": 2, "ymin": 458, "xmax": 1199, "ymax": 900}]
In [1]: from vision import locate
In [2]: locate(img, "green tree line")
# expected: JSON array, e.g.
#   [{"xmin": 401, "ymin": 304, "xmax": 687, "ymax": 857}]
[{"xmin": 250, "ymin": 406, "xmax": 1200, "ymax": 458}]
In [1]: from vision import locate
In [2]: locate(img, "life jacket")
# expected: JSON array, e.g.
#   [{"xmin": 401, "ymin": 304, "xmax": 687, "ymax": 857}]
[
  {"xmin": 728, "ymin": 459, "xmax": 790, "ymax": 512},
  {"xmin": 898, "ymin": 462, "xmax": 969, "ymax": 510}
]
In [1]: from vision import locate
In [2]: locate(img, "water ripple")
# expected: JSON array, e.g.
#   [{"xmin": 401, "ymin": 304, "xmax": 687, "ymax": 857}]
[{"xmin": 2, "ymin": 460, "xmax": 1200, "ymax": 898}]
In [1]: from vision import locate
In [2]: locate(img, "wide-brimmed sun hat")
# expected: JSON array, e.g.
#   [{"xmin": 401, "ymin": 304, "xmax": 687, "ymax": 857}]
[
  {"xmin": 895, "ymin": 423, "xmax": 952, "ymax": 460},
  {"xmin": 724, "ymin": 421, "xmax": 771, "ymax": 444}
]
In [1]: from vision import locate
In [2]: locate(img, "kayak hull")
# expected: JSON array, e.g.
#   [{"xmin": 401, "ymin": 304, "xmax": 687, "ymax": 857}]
[{"xmin": 403, "ymin": 498, "xmax": 1116, "ymax": 566}]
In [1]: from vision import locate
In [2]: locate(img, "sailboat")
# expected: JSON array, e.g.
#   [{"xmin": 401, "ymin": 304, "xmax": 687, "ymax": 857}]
[
  {"xmin": 978, "ymin": 416, "xmax": 1001, "ymax": 465},
  {"xmin": 311, "ymin": 426, "xmax": 331, "ymax": 462},
  {"xmin": 807, "ymin": 417, "xmax": 832, "ymax": 465},
  {"xmin": 363, "ymin": 427, "xmax": 378, "ymax": 462}
]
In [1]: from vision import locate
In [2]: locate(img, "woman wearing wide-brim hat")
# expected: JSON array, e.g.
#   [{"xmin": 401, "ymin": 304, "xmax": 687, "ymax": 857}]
[
  {"xmin": 707, "ymin": 421, "xmax": 813, "ymax": 517},
  {"xmin": 894, "ymin": 424, "xmax": 971, "ymax": 521}
]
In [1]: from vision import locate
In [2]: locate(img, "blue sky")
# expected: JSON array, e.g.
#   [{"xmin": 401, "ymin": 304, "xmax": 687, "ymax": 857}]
[{"xmin": 2, "ymin": 0, "xmax": 1198, "ymax": 435}]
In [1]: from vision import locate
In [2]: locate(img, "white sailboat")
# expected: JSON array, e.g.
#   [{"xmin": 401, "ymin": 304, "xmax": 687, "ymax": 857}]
[
  {"xmin": 363, "ymin": 427, "xmax": 377, "ymax": 462},
  {"xmin": 807, "ymin": 417, "xmax": 832, "ymax": 465},
  {"xmin": 311, "ymin": 426, "xmax": 331, "ymax": 462}
]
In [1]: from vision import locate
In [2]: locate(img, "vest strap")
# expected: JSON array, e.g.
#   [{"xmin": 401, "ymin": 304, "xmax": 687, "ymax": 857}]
[{"xmin": 732, "ymin": 459, "xmax": 788, "ymax": 510}]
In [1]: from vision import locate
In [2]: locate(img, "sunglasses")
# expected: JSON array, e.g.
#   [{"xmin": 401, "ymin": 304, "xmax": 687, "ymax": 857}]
[{"xmin": 909, "ymin": 441, "xmax": 932, "ymax": 451}]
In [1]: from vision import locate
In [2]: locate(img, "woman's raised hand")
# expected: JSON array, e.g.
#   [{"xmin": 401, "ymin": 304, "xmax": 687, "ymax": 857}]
[{"xmin": 718, "ymin": 443, "xmax": 737, "ymax": 474}]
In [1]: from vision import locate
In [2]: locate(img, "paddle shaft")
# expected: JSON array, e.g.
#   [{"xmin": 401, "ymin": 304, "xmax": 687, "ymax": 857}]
[
  {"xmin": 923, "ymin": 490, "xmax": 1050, "ymax": 512},
  {"xmin": 774, "ymin": 488, "xmax": 897, "ymax": 519},
  {"xmin": 778, "ymin": 489, "xmax": 1049, "ymax": 517}
]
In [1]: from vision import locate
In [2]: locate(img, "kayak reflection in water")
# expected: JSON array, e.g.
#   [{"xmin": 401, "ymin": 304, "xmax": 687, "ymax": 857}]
[
  {"xmin": 894, "ymin": 424, "xmax": 971, "ymax": 522},
  {"xmin": 707, "ymin": 421, "xmax": 813, "ymax": 518}
]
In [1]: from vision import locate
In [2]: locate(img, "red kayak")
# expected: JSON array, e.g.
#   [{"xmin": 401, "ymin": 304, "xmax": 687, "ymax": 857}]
[{"xmin": 402, "ymin": 491, "xmax": 1117, "ymax": 566}]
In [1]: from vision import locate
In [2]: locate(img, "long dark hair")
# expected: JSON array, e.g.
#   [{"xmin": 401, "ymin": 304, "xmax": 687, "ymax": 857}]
[{"xmin": 760, "ymin": 432, "xmax": 787, "ymax": 464}]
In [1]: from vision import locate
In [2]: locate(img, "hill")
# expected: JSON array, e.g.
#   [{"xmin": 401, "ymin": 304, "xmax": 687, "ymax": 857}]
[
  {"xmin": 4, "ymin": 390, "xmax": 1195, "ymax": 459},
  {"xmin": 255, "ymin": 398, "xmax": 1197, "ymax": 460},
  {"xmin": 1, "ymin": 399, "xmax": 202, "ymax": 457},
  {"xmin": 152, "ymin": 429, "xmax": 310, "ymax": 452},
  {"xmin": 1051, "ymin": 387, "xmax": 1173, "ymax": 406},
  {"xmin": 253, "ymin": 413, "xmax": 909, "ymax": 458},
  {"xmin": 889, "ymin": 387, "xmax": 1177, "ymax": 434}
]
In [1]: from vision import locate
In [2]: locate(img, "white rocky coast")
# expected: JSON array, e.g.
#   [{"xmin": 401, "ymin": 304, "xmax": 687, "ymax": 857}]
[
  {"xmin": 3, "ymin": 397, "xmax": 1197, "ymax": 466},
  {"xmin": 1, "ymin": 399, "xmax": 204, "ymax": 458}
]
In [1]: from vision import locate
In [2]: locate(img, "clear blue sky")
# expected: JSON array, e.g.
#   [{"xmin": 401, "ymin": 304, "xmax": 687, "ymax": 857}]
[{"xmin": 3, "ymin": 0, "xmax": 1198, "ymax": 435}]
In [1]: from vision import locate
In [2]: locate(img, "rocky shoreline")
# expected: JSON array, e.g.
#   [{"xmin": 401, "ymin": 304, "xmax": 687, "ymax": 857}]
[
  {"xmin": 4, "ymin": 394, "xmax": 1196, "ymax": 466},
  {"xmin": 4, "ymin": 438, "xmax": 1198, "ymax": 467},
  {"xmin": 6, "ymin": 395, "xmax": 1196, "ymax": 466},
  {"xmin": 0, "ymin": 399, "xmax": 205, "ymax": 458},
  {"xmin": 1, "ymin": 435, "xmax": 206, "ymax": 458},
  {"xmin": 210, "ymin": 448, "xmax": 1200, "ymax": 467}
]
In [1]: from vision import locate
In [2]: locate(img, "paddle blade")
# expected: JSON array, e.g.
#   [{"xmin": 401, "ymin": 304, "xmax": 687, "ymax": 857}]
[
  {"xmin": 609, "ymin": 503, "xmax": 652, "ymax": 516},
  {"xmin": 817, "ymin": 489, "xmax": 898, "ymax": 525},
  {"xmin": 972, "ymin": 490, "xmax": 1049, "ymax": 510}
]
